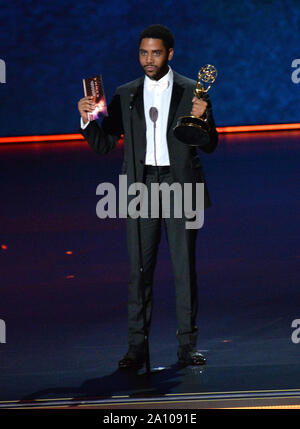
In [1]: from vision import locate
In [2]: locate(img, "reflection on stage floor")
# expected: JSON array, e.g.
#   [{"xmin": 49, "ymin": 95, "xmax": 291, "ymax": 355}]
[{"xmin": 0, "ymin": 131, "xmax": 299, "ymax": 408}]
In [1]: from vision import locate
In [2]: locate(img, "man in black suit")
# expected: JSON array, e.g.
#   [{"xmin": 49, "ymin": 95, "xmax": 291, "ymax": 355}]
[{"xmin": 78, "ymin": 24, "xmax": 218, "ymax": 369}]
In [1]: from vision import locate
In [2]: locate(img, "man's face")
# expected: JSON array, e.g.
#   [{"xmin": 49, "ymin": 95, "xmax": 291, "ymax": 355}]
[{"xmin": 139, "ymin": 38, "xmax": 174, "ymax": 81}]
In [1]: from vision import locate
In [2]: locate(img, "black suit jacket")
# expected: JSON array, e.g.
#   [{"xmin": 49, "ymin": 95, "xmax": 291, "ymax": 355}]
[{"xmin": 80, "ymin": 70, "xmax": 218, "ymax": 208}]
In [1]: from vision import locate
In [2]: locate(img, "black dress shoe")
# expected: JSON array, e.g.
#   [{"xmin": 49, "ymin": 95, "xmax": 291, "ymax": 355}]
[
  {"xmin": 118, "ymin": 345, "xmax": 146, "ymax": 370},
  {"xmin": 177, "ymin": 344, "xmax": 206, "ymax": 366}
]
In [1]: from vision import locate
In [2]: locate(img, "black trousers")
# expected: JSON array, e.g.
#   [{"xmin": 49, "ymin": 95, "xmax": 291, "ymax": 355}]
[{"xmin": 126, "ymin": 166, "xmax": 199, "ymax": 348}]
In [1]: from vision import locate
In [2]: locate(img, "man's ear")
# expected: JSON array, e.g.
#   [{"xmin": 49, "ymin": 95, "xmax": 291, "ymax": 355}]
[{"xmin": 168, "ymin": 48, "xmax": 174, "ymax": 61}]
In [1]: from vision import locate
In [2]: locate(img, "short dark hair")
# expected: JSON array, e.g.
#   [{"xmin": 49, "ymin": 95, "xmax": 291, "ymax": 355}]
[{"xmin": 139, "ymin": 24, "xmax": 174, "ymax": 51}]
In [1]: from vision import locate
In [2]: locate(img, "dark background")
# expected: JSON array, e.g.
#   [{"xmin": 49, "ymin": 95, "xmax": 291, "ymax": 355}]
[{"xmin": 0, "ymin": 0, "xmax": 299, "ymax": 136}]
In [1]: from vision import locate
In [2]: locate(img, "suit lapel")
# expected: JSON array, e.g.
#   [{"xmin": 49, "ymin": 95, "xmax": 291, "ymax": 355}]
[
  {"xmin": 167, "ymin": 72, "xmax": 185, "ymax": 132},
  {"xmin": 130, "ymin": 78, "xmax": 146, "ymax": 166},
  {"xmin": 134, "ymin": 78, "xmax": 145, "ymax": 121}
]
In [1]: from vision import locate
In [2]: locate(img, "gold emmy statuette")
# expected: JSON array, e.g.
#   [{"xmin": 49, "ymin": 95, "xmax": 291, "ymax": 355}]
[{"xmin": 174, "ymin": 64, "xmax": 217, "ymax": 146}]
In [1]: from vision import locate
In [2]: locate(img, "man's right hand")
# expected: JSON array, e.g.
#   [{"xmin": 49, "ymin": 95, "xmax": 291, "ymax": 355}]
[{"xmin": 78, "ymin": 96, "xmax": 95, "ymax": 124}]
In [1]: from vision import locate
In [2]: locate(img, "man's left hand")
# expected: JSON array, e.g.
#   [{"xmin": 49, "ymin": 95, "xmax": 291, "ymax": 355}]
[{"xmin": 191, "ymin": 97, "xmax": 208, "ymax": 118}]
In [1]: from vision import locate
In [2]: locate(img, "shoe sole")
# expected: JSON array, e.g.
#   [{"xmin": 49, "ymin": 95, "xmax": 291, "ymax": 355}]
[
  {"xmin": 178, "ymin": 357, "xmax": 206, "ymax": 366},
  {"xmin": 118, "ymin": 361, "xmax": 145, "ymax": 370}
]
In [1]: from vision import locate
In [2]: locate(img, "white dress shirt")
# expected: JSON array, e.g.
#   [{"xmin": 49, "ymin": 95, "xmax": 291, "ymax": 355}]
[
  {"xmin": 80, "ymin": 67, "xmax": 173, "ymax": 166},
  {"xmin": 143, "ymin": 67, "xmax": 173, "ymax": 166}
]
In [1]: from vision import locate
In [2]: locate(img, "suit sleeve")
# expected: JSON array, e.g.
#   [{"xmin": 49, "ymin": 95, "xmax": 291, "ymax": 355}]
[
  {"xmin": 79, "ymin": 93, "xmax": 124, "ymax": 155},
  {"xmin": 197, "ymin": 93, "xmax": 218, "ymax": 154}
]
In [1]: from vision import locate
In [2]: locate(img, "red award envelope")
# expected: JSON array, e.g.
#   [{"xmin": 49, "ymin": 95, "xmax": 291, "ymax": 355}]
[{"xmin": 82, "ymin": 75, "xmax": 108, "ymax": 121}]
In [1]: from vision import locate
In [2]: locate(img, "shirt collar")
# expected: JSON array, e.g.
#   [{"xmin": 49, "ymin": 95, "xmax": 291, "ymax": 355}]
[{"xmin": 144, "ymin": 66, "xmax": 173, "ymax": 91}]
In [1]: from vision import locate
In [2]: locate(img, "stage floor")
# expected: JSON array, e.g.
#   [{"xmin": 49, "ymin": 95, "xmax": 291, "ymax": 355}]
[{"xmin": 0, "ymin": 131, "xmax": 299, "ymax": 408}]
